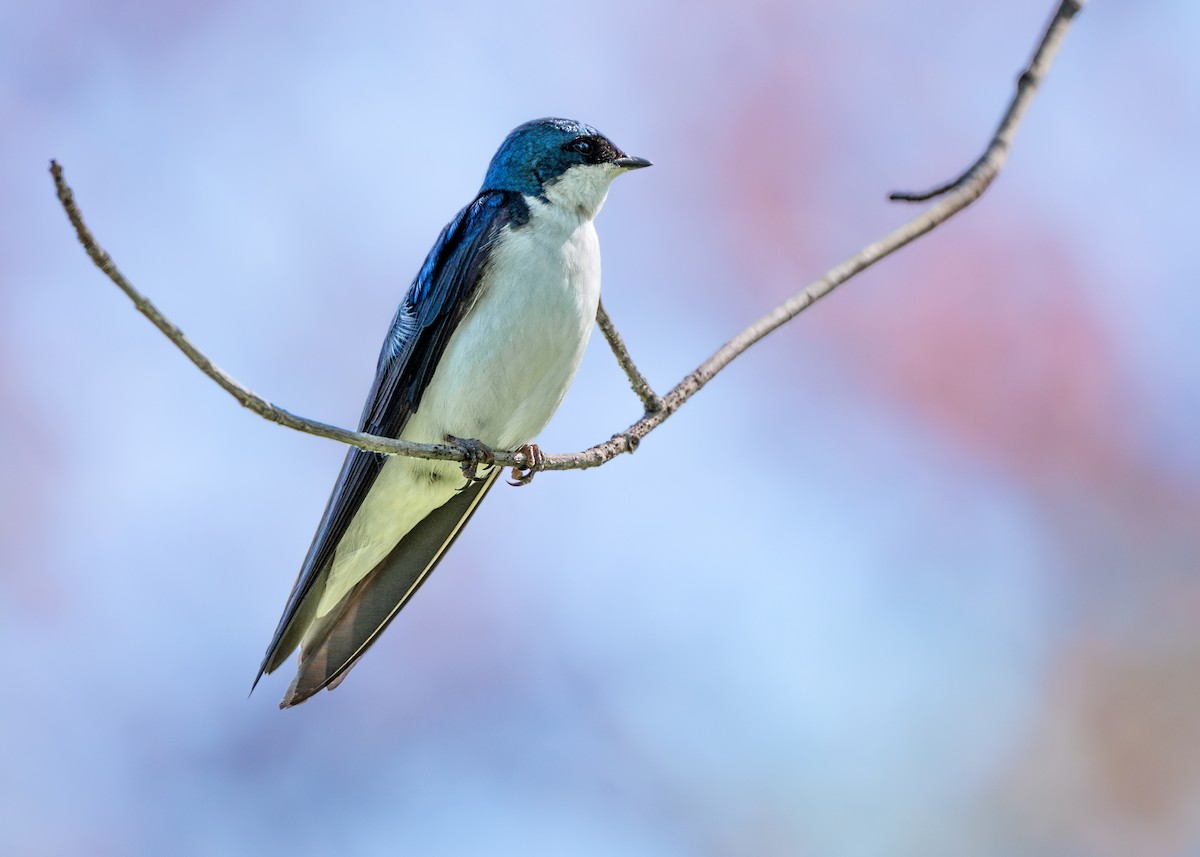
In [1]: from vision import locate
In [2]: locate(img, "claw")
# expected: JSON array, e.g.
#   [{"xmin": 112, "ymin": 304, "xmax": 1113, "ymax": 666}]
[
  {"xmin": 445, "ymin": 434, "xmax": 496, "ymax": 490},
  {"xmin": 507, "ymin": 443, "xmax": 545, "ymax": 487}
]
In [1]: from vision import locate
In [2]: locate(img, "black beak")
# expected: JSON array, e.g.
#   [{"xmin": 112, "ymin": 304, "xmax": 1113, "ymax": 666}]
[{"xmin": 613, "ymin": 155, "xmax": 653, "ymax": 170}]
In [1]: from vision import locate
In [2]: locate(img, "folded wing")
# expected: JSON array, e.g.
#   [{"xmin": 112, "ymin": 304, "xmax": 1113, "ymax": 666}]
[{"xmin": 256, "ymin": 191, "xmax": 527, "ymax": 698}]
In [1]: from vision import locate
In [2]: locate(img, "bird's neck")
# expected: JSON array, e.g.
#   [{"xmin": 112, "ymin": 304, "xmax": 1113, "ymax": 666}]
[{"xmin": 540, "ymin": 165, "xmax": 617, "ymax": 221}]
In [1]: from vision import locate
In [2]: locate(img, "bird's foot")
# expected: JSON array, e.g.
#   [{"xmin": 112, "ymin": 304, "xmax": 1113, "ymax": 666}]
[
  {"xmin": 445, "ymin": 434, "xmax": 496, "ymax": 489},
  {"xmin": 507, "ymin": 443, "xmax": 545, "ymax": 487}
]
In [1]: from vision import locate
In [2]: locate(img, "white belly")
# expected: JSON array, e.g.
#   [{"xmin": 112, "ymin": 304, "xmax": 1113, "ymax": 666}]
[
  {"xmin": 405, "ymin": 205, "xmax": 602, "ymax": 449},
  {"xmin": 314, "ymin": 198, "xmax": 601, "ymax": 616}
]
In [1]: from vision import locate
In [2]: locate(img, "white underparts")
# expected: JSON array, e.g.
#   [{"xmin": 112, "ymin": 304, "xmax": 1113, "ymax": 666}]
[{"xmin": 311, "ymin": 168, "xmax": 619, "ymax": 619}]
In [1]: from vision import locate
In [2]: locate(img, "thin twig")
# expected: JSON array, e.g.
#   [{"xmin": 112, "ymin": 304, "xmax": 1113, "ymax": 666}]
[
  {"xmin": 890, "ymin": 0, "xmax": 1082, "ymax": 203},
  {"xmin": 50, "ymin": 0, "xmax": 1082, "ymax": 476},
  {"xmin": 596, "ymin": 298, "xmax": 664, "ymax": 414}
]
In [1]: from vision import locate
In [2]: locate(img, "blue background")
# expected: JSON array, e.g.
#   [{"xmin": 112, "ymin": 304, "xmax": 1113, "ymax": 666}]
[{"xmin": 4, "ymin": 1, "xmax": 1200, "ymax": 855}]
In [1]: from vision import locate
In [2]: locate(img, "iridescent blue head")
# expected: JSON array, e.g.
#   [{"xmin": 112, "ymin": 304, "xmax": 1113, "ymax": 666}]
[{"xmin": 481, "ymin": 118, "xmax": 651, "ymax": 202}]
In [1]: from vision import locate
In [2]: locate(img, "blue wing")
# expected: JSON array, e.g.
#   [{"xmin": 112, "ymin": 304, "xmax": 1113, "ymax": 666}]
[{"xmin": 256, "ymin": 190, "xmax": 528, "ymax": 687}]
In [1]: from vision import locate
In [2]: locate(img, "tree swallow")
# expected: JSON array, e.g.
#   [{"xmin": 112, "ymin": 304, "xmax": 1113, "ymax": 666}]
[{"xmin": 256, "ymin": 118, "xmax": 651, "ymax": 707}]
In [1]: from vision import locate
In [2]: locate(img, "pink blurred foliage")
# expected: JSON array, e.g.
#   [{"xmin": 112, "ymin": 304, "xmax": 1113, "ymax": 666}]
[
  {"xmin": 827, "ymin": 232, "xmax": 1130, "ymax": 487},
  {"xmin": 711, "ymin": 75, "xmax": 1199, "ymax": 542}
]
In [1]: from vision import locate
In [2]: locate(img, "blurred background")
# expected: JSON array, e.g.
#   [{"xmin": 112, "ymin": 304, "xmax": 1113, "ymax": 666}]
[{"xmin": 3, "ymin": 1, "xmax": 1199, "ymax": 854}]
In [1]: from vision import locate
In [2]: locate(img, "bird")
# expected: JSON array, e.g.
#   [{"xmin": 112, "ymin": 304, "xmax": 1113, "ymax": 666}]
[{"xmin": 255, "ymin": 117, "xmax": 651, "ymax": 707}]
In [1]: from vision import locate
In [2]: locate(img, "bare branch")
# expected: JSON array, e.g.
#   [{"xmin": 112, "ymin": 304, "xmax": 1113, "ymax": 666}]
[
  {"xmin": 536, "ymin": 0, "xmax": 1086, "ymax": 472},
  {"xmin": 50, "ymin": 0, "xmax": 1083, "ymax": 476},
  {"xmin": 890, "ymin": 0, "xmax": 1083, "ymax": 203},
  {"xmin": 50, "ymin": 161, "xmax": 499, "ymax": 467},
  {"xmin": 596, "ymin": 298, "xmax": 664, "ymax": 414}
]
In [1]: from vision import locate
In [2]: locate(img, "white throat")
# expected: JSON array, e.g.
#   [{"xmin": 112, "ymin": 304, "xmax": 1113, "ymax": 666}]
[{"xmin": 542, "ymin": 162, "xmax": 623, "ymax": 220}]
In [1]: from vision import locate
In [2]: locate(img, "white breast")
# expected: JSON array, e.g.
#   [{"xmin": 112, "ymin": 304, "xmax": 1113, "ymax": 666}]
[
  {"xmin": 312, "ymin": 193, "xmax": 602, "ymax": 616},
  {"xmin": 404, "ymin": 193, "xmax": 602, "ymax": 449}
]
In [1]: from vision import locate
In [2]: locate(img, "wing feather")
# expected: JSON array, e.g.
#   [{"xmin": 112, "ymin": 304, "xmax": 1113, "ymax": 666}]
[
  {"xmin": 256, "ymin": 191, "xmax": 526, "ymax": 686},
  {"xmin": 279, "ymin": 469, "xmax": 499, "ymax": 707}
]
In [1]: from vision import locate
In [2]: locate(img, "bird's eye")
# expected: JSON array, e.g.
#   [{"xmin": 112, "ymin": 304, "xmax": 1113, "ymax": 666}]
[{"xmin": 570, "ymin": 139, "xmax": 595, "ymax": 155}]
